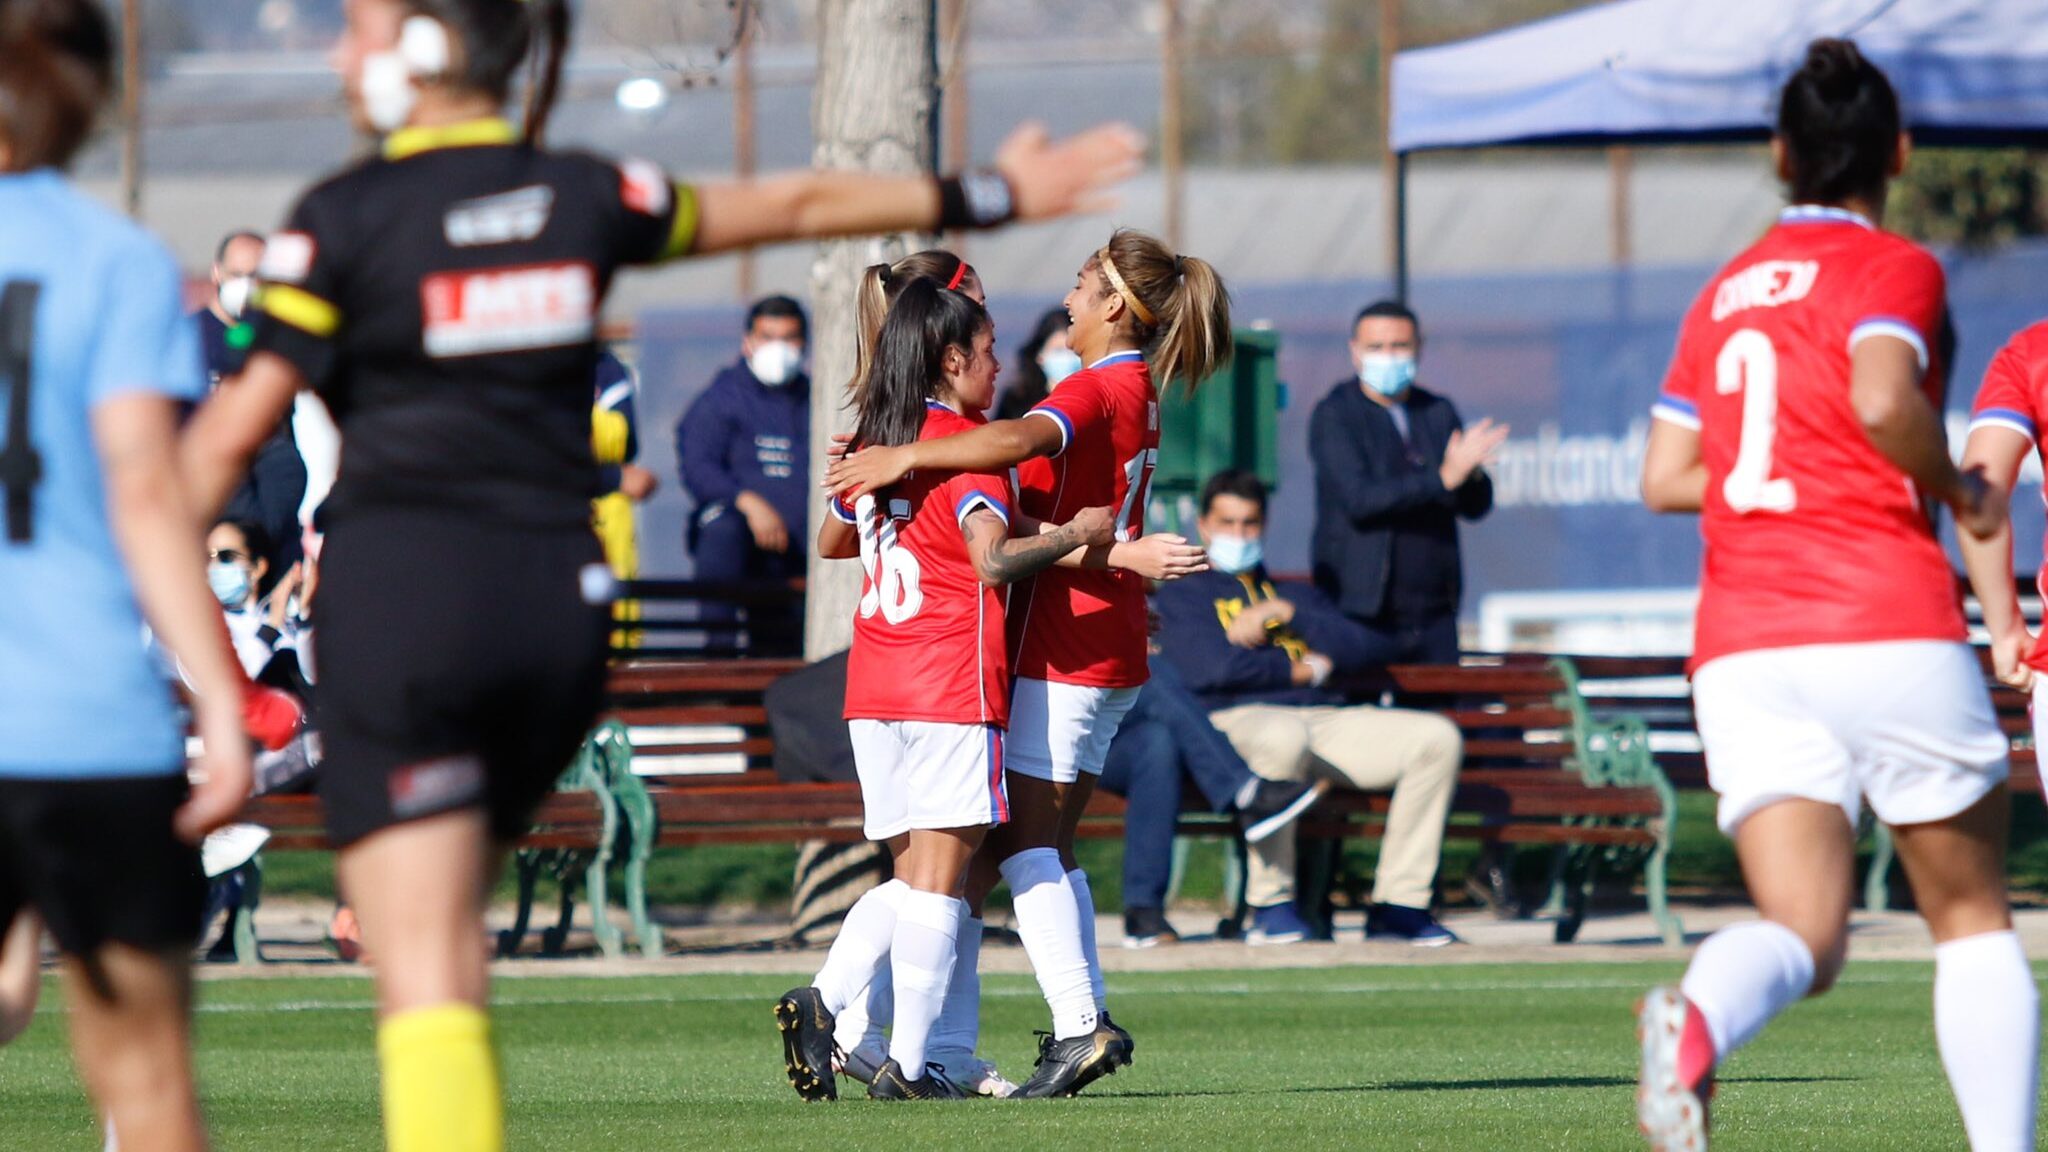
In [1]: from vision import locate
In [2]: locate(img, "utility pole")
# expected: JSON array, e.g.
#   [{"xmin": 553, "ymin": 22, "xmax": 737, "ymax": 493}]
[
  {"xmin": 803, "ymin": 0, "xmax": 938, "ymax": 660},
  {"xmin": 1380, "ymin": 0, "xmax": 1402, "ymax": 292},
  {"xmin": 734, "ymin": 6, "xmax": 758, "ymax": 300},
  {"xmin": 1161, "ymin": 0, "xmax": 1185, "ymax": 251},
  {"xmin": 120, "ymin": 0, "xmax": 143, "ymax": 219}
]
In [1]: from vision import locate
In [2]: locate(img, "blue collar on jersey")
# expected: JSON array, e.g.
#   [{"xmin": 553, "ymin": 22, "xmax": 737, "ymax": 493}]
[
  {"xmin": 1779, "ymin": 204, "xmax": 1875, "ymax": 229},
  {"xmin": 1089, "ymin": 350, "xmax": 1146, "ymax": 369},
  {"xmin": 926, "ymin": 399, "xmax": 959, "ymax": 414}
]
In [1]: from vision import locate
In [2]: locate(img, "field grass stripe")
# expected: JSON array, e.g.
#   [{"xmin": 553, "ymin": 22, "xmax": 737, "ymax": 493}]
[{"xmin": 33, "ymin": 968, "xmax": 1925, "ymax": 1018}]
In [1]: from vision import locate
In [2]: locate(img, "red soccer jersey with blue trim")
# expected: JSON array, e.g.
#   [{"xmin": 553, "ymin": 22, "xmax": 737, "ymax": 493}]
[
  {"xmin": 1968, "ymin": 320, "xmax": 2048, "ymax": 670},
  {"xmin": 1652, "ymin": 206, "xmax": 1965, "ymax": 672},
  {"xmin": 1010, "ymin": 352, "xmax": 1159, "ymax": 688},
  {"xmin": 840, "ymin": 404, "xmax": 1015, "ymax": 725}
]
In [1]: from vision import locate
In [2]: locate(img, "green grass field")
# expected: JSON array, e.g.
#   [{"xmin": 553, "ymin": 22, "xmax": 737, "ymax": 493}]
[{"xmin": 2, "ymin": 960, "xmax": 2032, "ymax": 1150}]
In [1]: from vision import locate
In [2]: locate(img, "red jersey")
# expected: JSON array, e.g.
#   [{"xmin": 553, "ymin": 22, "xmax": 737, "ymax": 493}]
[
  {"xmin": 1968, "ymin": 320, "xmax": 2048, "ymax": 670},
  {"xmin": 840, "ymin": 404, "xmax": 1014, "ymax": 725},
  {"xmin": 1009, "ymin": 351, "xmax": 1158, "ymax": 688},
  {"xmin": 1654, "ymin": 206, "xmax": 1965, "ymax": 672}
]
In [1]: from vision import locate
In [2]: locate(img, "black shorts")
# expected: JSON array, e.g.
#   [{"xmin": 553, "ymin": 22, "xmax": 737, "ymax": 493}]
[
  {"xmin": 0, "ymin": 774, "xmax": 206, "ymax": 957},
  {"xmin": 313, "ymin": 510, "xmax": 611, "ymax": 847}
]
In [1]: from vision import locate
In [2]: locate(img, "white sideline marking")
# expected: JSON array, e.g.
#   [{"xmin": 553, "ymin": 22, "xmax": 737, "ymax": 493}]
[{"xmin": 29, "ymin": 969, "xmax": 1932, "ymax": 1019}]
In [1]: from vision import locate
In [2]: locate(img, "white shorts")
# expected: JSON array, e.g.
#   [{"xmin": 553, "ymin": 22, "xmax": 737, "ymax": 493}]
[
  {"xmin": 1691, "ymin": 640, "xmax": 2008, "ymax": 836},
  {"xmin": 847, "ymin": 719, "xmax": 1007, "ymax": 841},
  {"xmin": 1005, "ymin": 677, "xmax": 1143, "ymax": 784}
]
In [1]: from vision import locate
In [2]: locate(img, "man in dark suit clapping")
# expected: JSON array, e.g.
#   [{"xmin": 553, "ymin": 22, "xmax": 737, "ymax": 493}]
[{"xmin": 1309, "ymin": 300, "xmax": 1508, "ymax": 665}]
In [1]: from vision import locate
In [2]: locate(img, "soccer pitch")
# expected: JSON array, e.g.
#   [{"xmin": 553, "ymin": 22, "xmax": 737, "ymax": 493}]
[{"xmin": 1, "ymin": 961, "xmax": 2029, "ymax": 1150}]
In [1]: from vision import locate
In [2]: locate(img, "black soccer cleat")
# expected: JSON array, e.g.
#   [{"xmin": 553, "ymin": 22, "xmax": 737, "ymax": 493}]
[
  {"xmin": 867, "ymin": 1058, "xmax": 968, "ymax": 1101},
  {"xmin": 1099, "ymin": 1013, "xmax": 1135, "ymax": 1067},
  {"xmin": 1017, "ymin": 1027, "xmax": 1124, "ymax": 1098},
  {"xmin": 774, "ymin": 986, "xmax": 839, "ymax": 1102}
]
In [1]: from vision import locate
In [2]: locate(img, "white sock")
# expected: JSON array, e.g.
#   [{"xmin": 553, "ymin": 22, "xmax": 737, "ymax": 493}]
[
  {"xmin": 832, "ymin": 969, "xmax": 892, "ymax": 1058},
  {"xmin": 1000, "ymin": 848, "xmax": 1099, "ymax": 1040},
  {"xmin": 1067, "ymin": 868, "xmax": 1108, "ymax": 1013},
  {"xmin": 1934, "ymin": 930, "xmax": 2039, "ymax": 1151},
  {"xmin": 1679, "ymin": 920, "xmax": 1815, "ymax": 1060},
  {"xmin": 886, "ymin": 889, "xmax": 964, "ymax": 1080},
  {"xmin": 928, "ymin": 916, "xmax": 984, "ymax": 1057},
  {"xmin": 812, "ymin": 879, "xmax": 907, "ymax": 1017}
]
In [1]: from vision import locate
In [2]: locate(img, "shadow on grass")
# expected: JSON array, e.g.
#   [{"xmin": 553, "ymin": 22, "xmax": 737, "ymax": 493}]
[{"xmin": 1107, "ymin": 1074, "xmax": 1849, "ymax": 1099}]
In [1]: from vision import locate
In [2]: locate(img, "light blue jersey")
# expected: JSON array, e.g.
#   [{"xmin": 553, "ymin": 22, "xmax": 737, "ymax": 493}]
[{"xmin": 0, "ymin": 169, "xmax": 204, "ymax": 777}]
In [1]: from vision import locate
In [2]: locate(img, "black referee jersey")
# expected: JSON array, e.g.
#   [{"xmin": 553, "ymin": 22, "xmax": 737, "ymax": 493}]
[{"xmin": 246, "ymin": 117, "xmax": 695, "ymax": 529}]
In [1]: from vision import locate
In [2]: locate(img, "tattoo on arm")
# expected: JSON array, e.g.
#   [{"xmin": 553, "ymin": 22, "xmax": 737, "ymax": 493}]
[{"xmin": 963, "ymin": 509, "xmax": 1084, "ymax": 585}]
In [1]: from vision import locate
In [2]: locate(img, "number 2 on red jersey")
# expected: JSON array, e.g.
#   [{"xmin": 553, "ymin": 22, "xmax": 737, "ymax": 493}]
[{"xmin": 1716, "ymin": 328, "xmax": 1797, "ymax": 514}]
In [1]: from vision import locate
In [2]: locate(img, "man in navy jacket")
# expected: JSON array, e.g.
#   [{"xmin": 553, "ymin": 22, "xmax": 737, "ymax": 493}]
[
  {"xmin": 675, "ymin": 295, "xmax": 811, "ymax": 604},
  {"xmin": 1309, "ymin": 300, "xmax": 1506, "ymax": 664},
  {"xmin": 1156, "ymin": 471, "xmax": 1464, "ymax": 946}
]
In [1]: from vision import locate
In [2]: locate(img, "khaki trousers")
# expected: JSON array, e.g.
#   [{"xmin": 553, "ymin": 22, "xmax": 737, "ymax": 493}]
[{"xmin": 1208, "ymin": 703, "xmax": 1461, "ymax": 910}]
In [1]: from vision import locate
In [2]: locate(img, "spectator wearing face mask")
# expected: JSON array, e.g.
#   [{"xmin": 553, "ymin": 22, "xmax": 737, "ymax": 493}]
[
  {"xmin": 206, "ymin": 518, "xmax": 308, "ymax": 692},
  {"xmin": 1155, "ymin": 471, "xmax": 1463, "ymax": 947},
  {"xmin": 1309, "ymin": 300, "xmax": 1507, "ymax": 664},
  {"xmin": 198, "ymin": 230, "xmax": 308, "ymax": 575},
  {"xmin": 995, "ymin": 306, "xmax": 1085, "ymax": 421},
  {"xmin": 676, "ymin": 295, "xmax": 811, "ymax": 604}
]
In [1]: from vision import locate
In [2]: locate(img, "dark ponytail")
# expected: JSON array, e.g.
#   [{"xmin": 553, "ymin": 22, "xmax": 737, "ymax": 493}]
[
  {"xmin": 0, "ymin": 0, "xmax": 113, "ymax": 172},
  {"xmin": 847, "ymin": 249, "xmax": 977, "ymax": 404},
  {"xmin": 852, "ymin": 279, "xmax": 990, "ymax": 451},
  {"xmin": 1776, "ymin": 38, "xmax": 1901, "ymax": 206},
  {"xmin": 407, "ymin": 0, "xmax": 572, "ymax": 144},
  {"xmin": 521, "ymin": 0, "xmax": 569, "ymax": 144}
]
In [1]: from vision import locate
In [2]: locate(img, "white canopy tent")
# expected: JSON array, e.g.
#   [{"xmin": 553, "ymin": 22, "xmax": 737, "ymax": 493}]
[{"xmin": 1386, "ymin": 0, "xmax": 2048, "ymax": 294}]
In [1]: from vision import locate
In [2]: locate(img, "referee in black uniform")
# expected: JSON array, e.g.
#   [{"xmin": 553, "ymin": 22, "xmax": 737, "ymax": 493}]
[{"xmin": 180, "ymin": 1, "xmax": 1142, "ymax": 1148}]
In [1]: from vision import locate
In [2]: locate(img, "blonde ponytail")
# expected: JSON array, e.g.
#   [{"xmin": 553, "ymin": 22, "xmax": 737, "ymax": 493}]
[{"xmin": 1090, "ymin": 228, "xmax": 1233, "ymax": 395}]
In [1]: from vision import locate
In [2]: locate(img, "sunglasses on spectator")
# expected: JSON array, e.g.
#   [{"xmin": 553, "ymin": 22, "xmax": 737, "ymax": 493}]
[{"xmin": 209, "ymin": 548, "xmax": 251, "ymax": 565}]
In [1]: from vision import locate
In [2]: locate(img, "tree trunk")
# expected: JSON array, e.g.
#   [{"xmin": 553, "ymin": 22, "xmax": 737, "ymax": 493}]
[{"xmin": 803, "ymin": 0, "xmax": 938, "ymax": 660}]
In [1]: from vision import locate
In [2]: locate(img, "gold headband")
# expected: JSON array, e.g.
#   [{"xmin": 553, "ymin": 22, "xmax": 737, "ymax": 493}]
[{"xmin": 1098, "ymin": 249, "xmax": 1157, "ymax": 327}]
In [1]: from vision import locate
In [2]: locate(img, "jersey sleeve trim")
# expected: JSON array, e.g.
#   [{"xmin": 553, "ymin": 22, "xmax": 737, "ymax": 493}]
[
  {"xmin": 955, "ymin": 490, "xmax": 1009, "ymax": 527},
  {"xmin": 1024, "ymin": 406, "xmax": 1073, "ymax": 457},
  {"xmin": 663, "ymin": 184, "xmax": 701, "ymax": 260},
  {"xmin": 1970, "ymin": 408, "xmax": 2038, "ymax": 444},
  {"xmin": 1650, "ymin": 393, "xmax": 1701, "ymax": 431},
  {"xmin": 1849, "ymin": 317, "xmax": 1930, "ymax": 371},
  {"xmin": 827, "ymin": 496, "xmax": 858, "ymax": 524},
  {"xmin": 251, "ymin": 284, "xmax": 340, "ymax": 338}
]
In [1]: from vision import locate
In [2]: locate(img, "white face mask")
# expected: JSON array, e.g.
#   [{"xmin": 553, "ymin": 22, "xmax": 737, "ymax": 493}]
[
  {"xmin": 218, "ymin": 275, "xmax": 254, "ymax": 320},
  {"xmin": 1206, "ymin": 533, "xmax": 1264, "ymax": 575},
  {"xmin": 748, "ymin": 341, "xmax": 804, "ymax": 387},
  {"xmin": 1039, "ymin": 348, "xmax": 1083, "ymax": 388},
  {"xmin": 360, "ymin": 16, "xmax": 450, "ymax": 134}
]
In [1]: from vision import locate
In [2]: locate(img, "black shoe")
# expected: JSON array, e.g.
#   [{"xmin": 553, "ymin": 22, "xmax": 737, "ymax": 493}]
[
  {"xmin": 1238, "ymin": 779, "xmax": 1325, "ymax": 844},
  {"xmin": 1100, "ymin": 1012, "xmax": 1135, "ymax": 1066},
  {"xmin": 867, "ymin": 1058, "xmax": 967, "ymax": 1101},
  {"xmin": 1122, "ymin": 907, "xmax": 1181, "ymax": 949},
  {"xmin": 1018, "ymin": 1028, "xmax": 1123, "ymax": 1098},
  {"xmin": 1365, "ymin": 904, "xmax": 1460, "ymax": 947},
  {"xmin": 774, "ymin": 986, "xmax": 838, "ymax": 1101}
]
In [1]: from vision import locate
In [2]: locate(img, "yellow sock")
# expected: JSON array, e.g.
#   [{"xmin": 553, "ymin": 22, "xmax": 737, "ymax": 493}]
[{"xmin": 377, "ymin": 1003, "xmax": 504, "ymax": 1152}]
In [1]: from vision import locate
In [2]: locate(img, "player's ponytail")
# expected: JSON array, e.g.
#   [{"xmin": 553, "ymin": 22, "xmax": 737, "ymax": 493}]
[
  {"xmin": 1777, "ymin": 37, "xmax": 1900, "ymax": 206},
  {"xmin": 847, "ymin": 250, "xmax": 978, "ymax": 406},
  {"xmin": 853, "ymin": 278, "xmax": 988, "ymax": 451},
  {"xmin": 0, "ymin": 0, "xmax": 113, "ymax": 172},
  {"xmin": 1089, "ymin": 228, "xmax": 1233, "ymax": 396},
  {"xmin": 520, "ymin": 0, "xmax": 569, "ymax": 144}
]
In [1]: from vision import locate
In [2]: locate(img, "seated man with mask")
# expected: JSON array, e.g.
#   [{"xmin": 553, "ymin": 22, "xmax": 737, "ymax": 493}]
[
  {"xmin": 1154, "ymin": 470, "xmax": 1465, "ymax": 947},
  {"xmin": 675, "ymin": 295, "xmax": 811, "ymax": 646}
]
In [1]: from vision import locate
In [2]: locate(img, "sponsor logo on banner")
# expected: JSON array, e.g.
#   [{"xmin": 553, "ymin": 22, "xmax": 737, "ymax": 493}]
[
  {"xmin": 258, "ymin": 231, "xmax": 315, "ymax": 284},
  {"xmin": 420, "ymin": 261, "xmax": 596, "ymax": 358},
  {"xmin": 444, "ymin": 185, "xmax": 555, "ymax": 247},
  {"xmin": 618, "ymin": 159, "xmax": 672, "ymax": 217}
]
